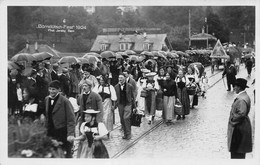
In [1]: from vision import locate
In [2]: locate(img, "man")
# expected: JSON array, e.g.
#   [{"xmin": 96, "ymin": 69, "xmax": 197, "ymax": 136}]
[
  {"xmin": 123, "ymin": 69, "xmax": 137, "ymax": 100},
  {"xmin": 222, "ymin": 61, "xmax": 237, "ymax": 91},
  {"xmin": 77, "ymin": 79, "xmax": 103, "ymax": 123},
  {"xmin": 59, "ymin": 67, "xmax": 71, "ymax": 97},
  {"xmin": 51, "ymin": 63, "xmax": 59, "ymax": 81},
  {"xmin": 114, "ymin": 74, "xmax": 136, "ymax": 140},
  {"xmin": 227, "ymin": 78, "xmax": 252, "ymax": 159},
  {"xmin": 44, "ymin": 80, "xmax": 76, "ymax": 158},
  {"xmin": 245, "ymin": 58, "xmax": 253, "ymax": 77},
  {"xmin": 78, "ymin": 68, "xmax": 99, "ymax": 93}
]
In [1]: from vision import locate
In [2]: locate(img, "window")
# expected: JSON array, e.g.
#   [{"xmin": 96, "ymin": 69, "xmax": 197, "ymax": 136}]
[
  {"xmin": 101, "ymin": 44, "xmax": 109, "ymax": 51},
  {"xmin": 143, "ymin": 43, "xmax": 152, "ymax": 51},
  {"xmin": 120, "ymin": 43, "xmax": 132, "ymax": 51}
]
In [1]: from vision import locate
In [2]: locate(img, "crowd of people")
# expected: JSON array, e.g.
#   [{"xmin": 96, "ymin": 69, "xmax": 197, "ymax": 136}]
[{"xmin": 8, "ymin": 53, "xmax": 210, "ymax": 158}]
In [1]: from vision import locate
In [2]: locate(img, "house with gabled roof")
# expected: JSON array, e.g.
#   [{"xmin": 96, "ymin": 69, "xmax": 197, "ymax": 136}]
[{"xmin": 90, "ymin": 32, "xmax": 172, "ymax": 53}]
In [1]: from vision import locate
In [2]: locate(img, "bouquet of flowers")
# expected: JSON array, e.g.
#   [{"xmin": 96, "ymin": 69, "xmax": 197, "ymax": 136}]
[{"xmin": 8, "ymin": 117, "xmax": 65, "ymax": 158}]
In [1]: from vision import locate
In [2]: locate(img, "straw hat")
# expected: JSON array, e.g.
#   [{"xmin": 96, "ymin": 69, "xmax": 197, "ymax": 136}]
[
  {"xmin": 141, "ymin": 68, "xmax": 151, "ymax": 73},
  {"xmin": 146, "ymin": 72, "xmax": 157, "ymax": 77},
  {"xmin": 83, "ymin": 109, "xmax": 100, "ymax": 114}
]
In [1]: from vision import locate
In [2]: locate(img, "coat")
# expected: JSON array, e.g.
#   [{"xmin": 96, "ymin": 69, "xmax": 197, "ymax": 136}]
[
  {"xmin": 222, "ymin": 65, "xmax": 237, "ymax": 84},
  {"xmin": 77, "ymin": 91, "xmax": 103, "ymax": 123},
  {"xmin": 45, "ymin": 94, "xmax": 76, "ymax": 137},
  {"xmin": 227, "ymin": 91, "xmax": 252, "ymax": 153},
  {"xmin": 114, "ymin": 83, "xmax": 136, "ymax": 109},
  {"xmin": 126, "ymin": 77, "xmax": 138, "ymax": 99}
]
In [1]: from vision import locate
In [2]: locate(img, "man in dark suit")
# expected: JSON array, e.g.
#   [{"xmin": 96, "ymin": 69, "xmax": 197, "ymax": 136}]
[
  {"xmin": 114, "ymin": 74, "xmax": 136, "ymax": 140},
  {"xmin": 51, "ymin": 63, "xmax": 59, "ymax": 81},
  {"xmin": 59, "ymin": 67, "xmax": 71, "ymax": 97},
  {"xmin": 77, "ymin": 79, "xmax": 103, "ymax": 123},
  {"xmin": 44, "ymin": 80, "xmax": 76, "ymax": 158},
  {"xmin": 227, "ymin": 78, "xmax": 252, "ymax": 159},
  {"xmin": 222, "ymin": 61, "xmax": 237, "ymax": 91},
  {"xmin": 123, "ymin": 69, "xmax": 137, "ymax": 100}
]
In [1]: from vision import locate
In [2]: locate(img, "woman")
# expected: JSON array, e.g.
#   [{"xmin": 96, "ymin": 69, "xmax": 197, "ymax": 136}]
[
  {"xmin": 74, "ymin": 109, "xmax": 109, "ymax": 158},
  {"xmin": 136, "ymin": 69, "xmax": 150, "ymax": 114},
  {"xmin": 93, "ymin": 75, "xmax": 117, "ymax": 137},
  {"xmin": 186, "ymin": 67, "xmax": 199, "ymax": 108},
  {"xmin": 141, "ymin": 72, "xmax": 159, "ymax": 124},
  {"xmin": 161, "ymin": 72, "xmax": 177, "ymax": 125},
  {"xmin": 175, "ymin": 70, "xmax": 190, "ymax": 120},
  {"xmin": 154, "ymin": 67, "xmax": 166, "ymax": 115},
  {"xmin": 22, "ymin": 87, "xmax": 40, "ymax": 122}
]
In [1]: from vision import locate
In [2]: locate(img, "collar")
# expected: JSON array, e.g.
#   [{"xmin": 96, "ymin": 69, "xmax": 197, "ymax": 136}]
[
  {"xmin": 236, "ymin": 90, "xmax": 246, "ymax": 99},
  {"xmin": 83, "ymin": 91, "xmax": 91, "ymax": 95},
  {"xmin": 126, "ymin": 77, "xmax": 130, "ymax": 82},
  {"xmin": 49, "ymin": 93, "xmax": 60, "ymax": 100}
]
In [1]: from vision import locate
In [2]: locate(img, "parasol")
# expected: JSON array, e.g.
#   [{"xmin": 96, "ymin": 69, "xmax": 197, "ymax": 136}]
[
  {"xmin": 125, "ymin": 50, "xmax": 136, "ymax": 55},
  {"xmin": 83, "ymin": 55, "xmax": 100, "ymax": 63},
  {"xmin": 100, "ymin": 51, "xmax": 116, "ymax": 59},
  {"xmin": 84, "ymin": 52, "xmax": 101, "ymax": 58}
]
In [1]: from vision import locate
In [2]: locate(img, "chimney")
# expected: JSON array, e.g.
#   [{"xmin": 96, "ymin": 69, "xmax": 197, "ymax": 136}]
[
  {"xmin": 26, "ymin": 40, "xmax": 29, "ymax": 49},
  {"xmin": 119, "ymin": 32, "xmax": 123, "ymax": 39},
  {"xmin": 202, "ymin": 27, "xmax": 205, "ymax": 33}
]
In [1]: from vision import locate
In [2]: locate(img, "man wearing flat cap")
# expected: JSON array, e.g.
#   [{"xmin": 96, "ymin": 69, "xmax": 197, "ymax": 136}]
[
  {"xmin": 227, "ymin": 78, "xmax": 252, "ymax": 159},
  {"xmin": 44, "ymin": 80, "xmax": 76, "ymax": 158}
]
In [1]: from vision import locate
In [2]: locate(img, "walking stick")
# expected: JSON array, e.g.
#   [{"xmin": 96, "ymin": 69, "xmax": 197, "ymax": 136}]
[{"xmin": 222, "ymin": 77, "xmax": 226, "ymax": 89}]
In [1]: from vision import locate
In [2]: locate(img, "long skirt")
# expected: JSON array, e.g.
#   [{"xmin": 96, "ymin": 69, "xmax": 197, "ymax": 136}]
[
  {"xmin": 102, "ymin": 98, "xmax": 113, "ymax": 132},
  {"xmin": 163, "ymin": 95, "xmax": 175, "ymax": 121},
  {"xmin": 176, "ymin": 87, "xmax": 190, "ymax": 115},
  {"xmin": 77, "ymin": 139, "xmax": 109, "ymax": 158},
  {"xmin": 145, "ymin": 90, "xmax": 156, "ymax": 116}
]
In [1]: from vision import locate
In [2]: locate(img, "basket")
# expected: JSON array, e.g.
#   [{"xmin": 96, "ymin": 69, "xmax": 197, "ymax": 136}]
[
  {"xmin": 174, "ymin": 100, "xmax": 183, "ymax": 115},
  {"xmin": 140, "ymin": 90, "xmax": 147, "ymax": 98}
]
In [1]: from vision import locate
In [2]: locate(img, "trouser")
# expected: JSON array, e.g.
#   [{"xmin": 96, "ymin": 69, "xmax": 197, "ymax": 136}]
[
  {"xmin": 247, "ymin": 67, "xmax": 252, "ymax": 75},
  {"xmin": 231, "ymin": 152, "xmax": 246, "ymax": 159},
  {"xmin": 145, "ymin": 90, "xmax": 156, "ymax": 116},
  {"xmin": 163, "ymin": 96, "xmax": 175, "ymax": 121},
  {"xmin": 118, "ymin": 104, "xmax": 132, "ymax": 137},
  {"xmin": 227, "ymin": 79, "xmax": 234, "ymax": 90}
]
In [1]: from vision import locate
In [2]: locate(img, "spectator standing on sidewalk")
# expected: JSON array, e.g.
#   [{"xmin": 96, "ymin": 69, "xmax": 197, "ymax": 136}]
[
  {"xmin": 114, "ymin": 74, "xmax": 136, "ymax": 140},
  {"xmin": 245, "ymin": 58, "xmax": 253, "ymax": 77},
  {"xmin": 222, "ymin": 61, "xmax": 237, "ymax": 91},
  {"xmin": 227, "ymin": 78, "xmax": 252, "ymax": 159}
]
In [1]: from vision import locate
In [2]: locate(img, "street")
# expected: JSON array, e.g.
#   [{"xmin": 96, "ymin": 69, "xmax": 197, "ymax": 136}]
[{"xmin": 116, "ymin": 66, "xmax": 255, "ymax": 159}]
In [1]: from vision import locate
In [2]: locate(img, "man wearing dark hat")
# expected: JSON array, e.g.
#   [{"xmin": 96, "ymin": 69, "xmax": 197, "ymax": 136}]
[
  {"xmin": 44, "ymin": 80, "xmax": 76, "ymax": 158},
  {"xmin": 59, "ymin": 67, "xmax": 71, "ymax": 97},
  {"xmin": 222, "ymin": 61, "xmax": 237, "ymax": 91},
  {"xmin": 227, "ymin": 78, "xmax": 252, "ymax": 159},
  {"xmin": 114, "ymin": 74, "xmax": 136, "ymax": 140}
]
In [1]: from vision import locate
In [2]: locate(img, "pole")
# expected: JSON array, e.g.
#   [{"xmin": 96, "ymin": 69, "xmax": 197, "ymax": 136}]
[{"xmin": 188, "ymin": 9, "xmax": 191, "ymax": 48}]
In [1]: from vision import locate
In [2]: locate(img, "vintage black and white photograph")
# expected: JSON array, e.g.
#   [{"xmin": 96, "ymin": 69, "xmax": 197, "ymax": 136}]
[{"xmin": 1, "ymin": 0, "xmax": 259, "ymax": 164}]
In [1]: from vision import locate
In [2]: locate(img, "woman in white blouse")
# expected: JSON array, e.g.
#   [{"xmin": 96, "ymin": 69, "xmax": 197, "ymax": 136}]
[{"xmin": 93, "ymin": 75, "xmax": 117, "ymax": 137}]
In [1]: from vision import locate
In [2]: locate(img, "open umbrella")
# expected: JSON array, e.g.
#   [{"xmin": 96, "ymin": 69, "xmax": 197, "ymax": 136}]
[
  {"xmin": 129, "ymin": 55, "xmax": 141, "ymax": 62},
  {"xmin": 11, "ymin": 53, "xmax": 35, "ymax": 62},
  {"xmin": 125, "ymin": 50, "xmax": 136, "ymax": 55},
  {"xmin": 32, "ymin": 52, "xmax": 53, "ymax": 61},
  {"xmin": 8, "ymin": 61, "xmax": 21, "ymax": 70},
  {"xmin": 141, "ymin": 51, "xmax": 153, "ymax": 57},
  {"xmin": 100, "ymin": 51, "xmax": 116, "ymax": 59},
  {"xmin": 83, "ymin": 55, "xmax": 100, "ymax": 63},
  {"xmin": 78, "ymin": 58, "xmax": 89, "ymax": 64},
  {"xmin": 243, "ymin": 54, "xmax": 253, "ymax": 59},
  {"xmin": 116, "ymin": 52, "xmax": 129, "ymax": 58},
  {"xmin": 151, "ymin": 51, "xmax": 168, "ymax": 60},
  {"xmin": 115, "ymin": 53, "xmax": 123, "ymax": 59},
  {"xmin": 188, "ymin": 62, "xmax": 205, "ymax": 78},
  {"xmin": 58, "ymin": 56, "xmax": 80, "ymax": 64},
  {"xmin": 84, "ymin": 52, "xmax": 102, "ymax": 58}
]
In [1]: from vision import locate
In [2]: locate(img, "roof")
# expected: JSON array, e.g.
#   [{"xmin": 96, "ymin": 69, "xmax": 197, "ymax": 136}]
[
  {"xmin": 19, "ymin": 44, "xmax": 60, "ymax": 58},
  {"xmin": 190, "ymin": 33, "xmax": 217, "ymax": 41},
  {"xmin": 90, "ymin": 34, "xmax": 169, "ymax": 52}
]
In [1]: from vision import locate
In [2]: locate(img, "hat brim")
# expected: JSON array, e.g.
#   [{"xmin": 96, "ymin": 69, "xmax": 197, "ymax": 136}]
[
  {"xmin": 146, "ymin": 72, "xmax": 157, "ymax": 77},
  {"xmin": 83, "ymin": 109, "xmax": 100, "ymax": 114}
]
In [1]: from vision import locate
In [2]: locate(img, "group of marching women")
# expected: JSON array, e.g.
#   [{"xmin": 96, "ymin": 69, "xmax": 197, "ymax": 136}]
[{"xmin": 136, "ymin": 63, "xmax": 207, "ymax": 125}]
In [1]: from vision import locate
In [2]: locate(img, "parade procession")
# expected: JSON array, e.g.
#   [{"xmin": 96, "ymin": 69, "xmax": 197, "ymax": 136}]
[{"xmin": 5, "ymin": 5, "xmax": 257, "ymax": 161}]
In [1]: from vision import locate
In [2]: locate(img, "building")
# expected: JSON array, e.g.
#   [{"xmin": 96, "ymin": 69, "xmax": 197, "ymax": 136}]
[
  {"xmin": 190, "ymin": 29, "xmax": 217, "ymax": 49},
  {"xmin": 90, "ymin": 32, "xmax": 172, "ymax": 53}
]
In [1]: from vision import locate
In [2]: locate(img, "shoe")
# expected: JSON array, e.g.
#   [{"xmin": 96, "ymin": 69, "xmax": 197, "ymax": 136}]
[
  {"xmin": 148, "ymin": 120, "xmax": 151, "ymax": 125},
  {"xmin": 177, "ymin": 115, "xmax": 181, "ymax": 120},
  {"xmin": 152, "ymin": 115, "xmax": 155, "ymax": 121},
  {"xmin": 122, "ymin": 135, "xmax": 131, "ymax": 140},
  {"xmin": 182, "ymin": 116, "xmax": 185, "ymax": 120},
  {"xmin": 227, "ymin": 89, "xmax": 231, "ymax": 91}
]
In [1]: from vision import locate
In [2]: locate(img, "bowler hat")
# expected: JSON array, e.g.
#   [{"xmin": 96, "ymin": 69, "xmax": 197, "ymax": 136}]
[{"xmin": 234, "ymin": 78, "xmax": 249, "ymax": 89}]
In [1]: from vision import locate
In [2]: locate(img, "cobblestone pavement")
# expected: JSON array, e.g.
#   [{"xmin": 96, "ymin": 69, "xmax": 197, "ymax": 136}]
[{"xmin": 116, "ymin": 66, "xmax": 255, "ymax": 159}]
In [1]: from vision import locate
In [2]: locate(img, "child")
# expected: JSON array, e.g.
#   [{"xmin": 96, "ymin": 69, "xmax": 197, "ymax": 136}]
[
  {"xmin": 200, "ymin": 72, "xmax": 209, "ymax": 98},
  {"xmin": 73, "ymin": 109, "xmax": 109, "ymax": 158},
  {"xmin": 16, "ymin": 83, "xmax": 23, "ymax": 115}
]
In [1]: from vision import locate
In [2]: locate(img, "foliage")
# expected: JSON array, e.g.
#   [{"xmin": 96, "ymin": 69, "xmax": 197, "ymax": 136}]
[{"xmin": 8, "ymin": 116, "xmax": 65, "ymax": 158}]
